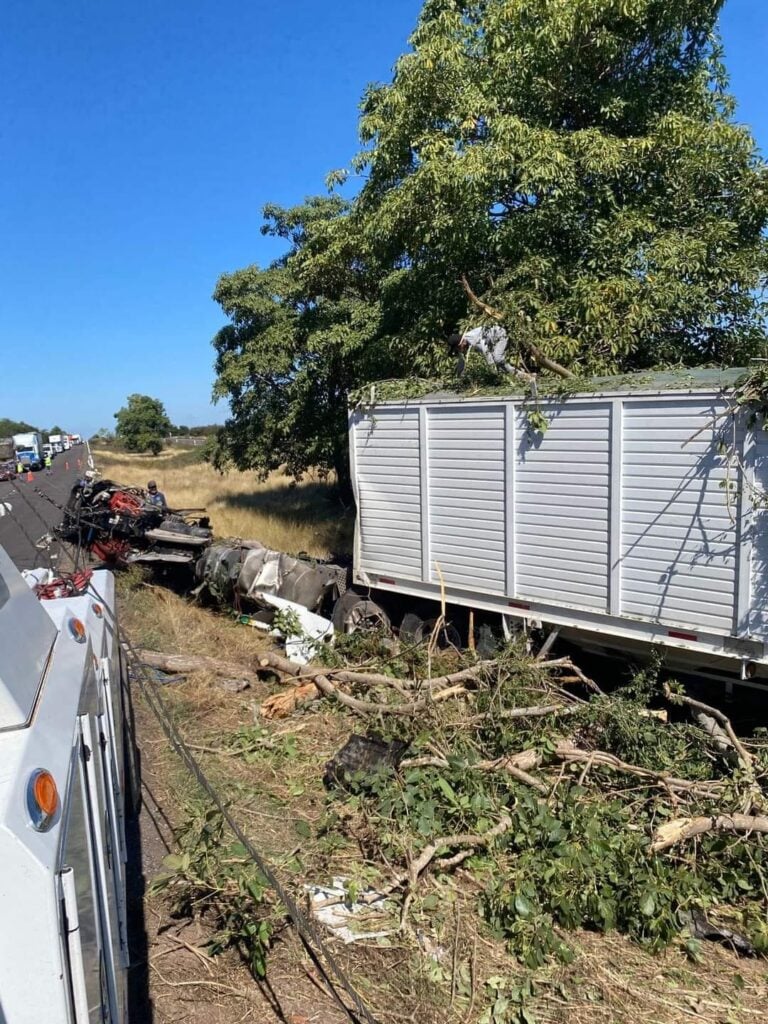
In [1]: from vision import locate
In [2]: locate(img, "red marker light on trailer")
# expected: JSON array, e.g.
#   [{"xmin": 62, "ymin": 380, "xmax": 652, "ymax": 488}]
[{"xmin": 668, "ymin": 629, "xmax": 697, "ymax": 642}]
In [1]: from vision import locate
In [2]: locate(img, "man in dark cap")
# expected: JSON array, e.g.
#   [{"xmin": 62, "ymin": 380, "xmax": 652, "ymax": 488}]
[{"xmin": 146, "ymin": 480, "xmax": 167, "ymax": 510}]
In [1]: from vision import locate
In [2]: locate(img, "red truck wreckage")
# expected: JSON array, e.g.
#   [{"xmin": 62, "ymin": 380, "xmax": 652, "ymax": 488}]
[{"xmin": 55, "ymin": 477, "xmax": 376, "ymax": 644}]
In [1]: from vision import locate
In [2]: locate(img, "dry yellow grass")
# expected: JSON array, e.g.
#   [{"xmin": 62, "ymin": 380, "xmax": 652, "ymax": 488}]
[{"xmin": 91, "ymin": 446, "xmax": 353, "ymax": 557}]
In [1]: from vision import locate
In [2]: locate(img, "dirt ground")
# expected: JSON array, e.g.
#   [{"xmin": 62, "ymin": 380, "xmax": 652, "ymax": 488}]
[{"xmin": 122, "ymin": 582, "xmax": 768, "ymax": 1024}]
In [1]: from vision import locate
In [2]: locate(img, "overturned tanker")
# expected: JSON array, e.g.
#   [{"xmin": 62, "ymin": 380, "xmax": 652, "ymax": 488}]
[
  {"xmin": 195, "ymin": 541, "xmax": 388, "ymax": 634},
  {"xmin": 57, "ymin": 477, "xmax": 213, "ymax": 566}
]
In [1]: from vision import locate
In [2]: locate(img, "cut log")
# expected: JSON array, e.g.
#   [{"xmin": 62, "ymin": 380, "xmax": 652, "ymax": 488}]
[{"xmin": 138, "ymin": 649, "xmax": 261, "ymax": 685}]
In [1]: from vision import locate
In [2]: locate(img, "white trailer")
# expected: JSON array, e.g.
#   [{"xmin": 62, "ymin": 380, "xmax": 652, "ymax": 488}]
[
  {"xmin": 349, "ymin": 368, "xmax": 768, "ymax": 682},
  {"xmin": 0, "ymin": 548, "xmax": 134, "ymax": 1022}
]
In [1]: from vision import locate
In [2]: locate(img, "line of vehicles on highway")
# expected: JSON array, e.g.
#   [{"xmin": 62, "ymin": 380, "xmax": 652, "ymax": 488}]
[{"xmin": 0, "ymin": 431, "xmax": 83, "ymax": 478}]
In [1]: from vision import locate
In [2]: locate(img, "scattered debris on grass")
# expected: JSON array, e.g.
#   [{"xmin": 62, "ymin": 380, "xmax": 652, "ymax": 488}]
[{"xmin": 121, "ymin": 578, "xmax": 768, "ymax": 1023}]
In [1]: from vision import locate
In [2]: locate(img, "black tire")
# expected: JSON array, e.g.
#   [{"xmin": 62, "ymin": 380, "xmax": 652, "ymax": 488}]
[
  {"xmin": 399, "ymin": 611, "xmax": 424, "ymax": 645},
  {"xmin": 417, "ymin": 617, "xmax": 462, "ymax": 650},
  {"xmin": 332, "ymin": 589, "xmax": 391, "ymax": 635}
]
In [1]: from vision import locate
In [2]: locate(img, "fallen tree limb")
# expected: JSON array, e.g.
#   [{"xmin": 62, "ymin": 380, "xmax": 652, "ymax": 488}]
[
  {"xmin": 257, "ymin": 649, "xmax": 495, "ymax": 691},
  {"xmin": 331, "ymin": 660, "xmax": 497, "ymax": 691},
  {"xmin": 476, "ymin": 703, "xmax": 578, "ymax": 722},
  {"xmin": 138, "ymin": 649, "xmax": 261, "ymax": 685},
  {"xmin": 662, "ymin": 683, "xmax": 751, "ymax": 769},
  {"xmin": 662, "ymin": 682, "xmax": 760, "ymax": 813},
  {"xmin": 553, "ymin": 741, "xmax": 724, "ymax": 800},
  {"xmin": 538, "ymin": 657, "xmax": 604, "ymax": 694},
  {"xmin": 651, "ymin": 814, "xmax": 768, "ymax": 853},
  {"xmin": 259, "ymin": 659, "xmax": 470, "ymax": 719},
  {"xmin": 400, "ymin": 750, "xmax": 548, "ymax": 794},
  {"xmin": 316, "ymin": 815, "xmax": 514, "ymax": 914}
]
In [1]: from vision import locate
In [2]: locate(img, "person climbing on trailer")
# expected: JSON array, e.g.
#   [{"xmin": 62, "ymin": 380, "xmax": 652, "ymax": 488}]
[{"xmin": 448, "ymin": 325, "xmax": 518, "ymax": 376}]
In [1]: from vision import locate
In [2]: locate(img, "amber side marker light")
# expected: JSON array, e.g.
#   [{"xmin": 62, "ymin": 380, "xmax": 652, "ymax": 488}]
[
  {"xmin": 68, "ymin": 618, "xmax": 87, "ymax": 643},
  {"xmin": 27, "ymin": 769, "xmax": 59, "ymax": 831},
  {"xmin": 91, "ymin": 603, "xmax": 103, "ymax": 618}
]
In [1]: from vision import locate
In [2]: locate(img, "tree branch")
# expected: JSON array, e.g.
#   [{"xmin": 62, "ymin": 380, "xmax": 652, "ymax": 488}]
[{"xmin": 651, "ymin": 814, "xmax": 768, "ymax": 853}]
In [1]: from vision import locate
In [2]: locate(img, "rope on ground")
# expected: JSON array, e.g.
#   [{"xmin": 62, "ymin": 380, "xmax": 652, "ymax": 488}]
[{"xmin": 99, "ymin": 595, "xmax": 380, "ymax": 1024}]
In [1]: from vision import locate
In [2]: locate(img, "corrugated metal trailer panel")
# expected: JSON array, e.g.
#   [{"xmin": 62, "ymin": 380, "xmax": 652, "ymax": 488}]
[{"xmin": 350, "ymin": 373, "xmax": 768, "ymax": 672}]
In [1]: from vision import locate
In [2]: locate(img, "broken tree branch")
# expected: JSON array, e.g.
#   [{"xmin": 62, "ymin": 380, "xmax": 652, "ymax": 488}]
[
  {"xmin": 460, "ymin": 274, "xmax": 575, "ymax": 379},
  {"xmin": 400, "ymin": 750, "xmax": 548, "ymax": 794},
  {"xmin": 651, "ymin": 814, "xmax": 768, "ymax": 853},
  {"xmin": 552, "ymin": 741, "xmax": 724, "ymax": 800},
  {"xmin": 537, "ymin": 657, "xmax": 604, "ymax": 694},
  {"xmin": 662, "ymin": 683, "xmax": 751, "ymax": 770}
]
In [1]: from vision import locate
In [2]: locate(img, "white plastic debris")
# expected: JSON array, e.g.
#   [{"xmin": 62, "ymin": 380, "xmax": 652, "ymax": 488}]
[
  {"xmin": 305, "ymin": 877, "xmax": 397, "ymax": 944},
  {"xmin": 251, "ymin": 591, "xmax": 333, "ymax": 665}
]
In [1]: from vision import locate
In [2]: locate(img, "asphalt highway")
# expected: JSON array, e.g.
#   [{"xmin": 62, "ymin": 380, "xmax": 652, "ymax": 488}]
[{"xmin": 0, "ymin": 448, "xmax": 86, "ymax": 569}]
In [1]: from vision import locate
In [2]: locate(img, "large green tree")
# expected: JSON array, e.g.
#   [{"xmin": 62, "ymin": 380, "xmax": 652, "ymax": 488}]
[
  {"xmin": 349, "ymin": 0, "xmax": 768, "ymax": 373},
  {"xmin": 212, "ymin": 0, "xmax": 768, "ymax": 482},
  {"xmin": 114, "ymin": 394, "xmax": 171, "ymax": 456}
]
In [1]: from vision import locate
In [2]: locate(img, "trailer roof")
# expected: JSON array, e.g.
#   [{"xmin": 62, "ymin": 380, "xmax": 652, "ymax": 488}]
[{"xmin": 353, "ymin": 365, "xmax": 749, "ymax": 407}]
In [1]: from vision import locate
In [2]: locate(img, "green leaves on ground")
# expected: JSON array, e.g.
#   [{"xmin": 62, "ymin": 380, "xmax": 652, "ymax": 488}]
[
  {"xmin": 152, "ymin": 805, "xmax": 271, "ymax": 978},
  {"xmin": 336, "ymin": 655, "xmax": 768, "ymax": 968}
]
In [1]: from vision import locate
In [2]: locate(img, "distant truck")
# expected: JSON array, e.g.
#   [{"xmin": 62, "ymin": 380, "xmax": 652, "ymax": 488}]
[
  {"xmin": 348, "ymin": 366, "xmax": 768, "ymax": 687},
  {"xmin": 68, "ymin": 433, "xmax": 82, "ymax": 445},
  {"xmin": 0, "ymin": 437, "xmax": 13, "ymax": 463},
  {"xmin": 13, "ymin": 432, "xmax": 44, "ymax": 471},
  {"xmin": 48, "ymin": 434, "xmax": 65, "ymax": 454}
]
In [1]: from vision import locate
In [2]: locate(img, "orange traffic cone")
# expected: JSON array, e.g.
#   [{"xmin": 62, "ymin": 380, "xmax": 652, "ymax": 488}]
[
  {"xmin": 65, "ymin": 461, "xmax": 69, "ymax": 470},
  {"xmin": 77, "ymin": 459, "xmax": 81, "ymax": 469},
  {"xmin": 26, "ymin": 471, "xmax": 33, "ymax": 482}
]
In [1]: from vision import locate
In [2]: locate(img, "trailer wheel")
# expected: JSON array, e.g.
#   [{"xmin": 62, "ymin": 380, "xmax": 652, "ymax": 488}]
[
  {"xmin": 399, "ymin": 612, "xmax": 424, "ymax": 645},
  {"xmin": 397, "ymin": 613, "xmax": 461, "ymax": 649},
  {"xmin": 332, "ymin": 590, "xmax": 391, "ymax": 635},
  {"xmin": 419, "ymin": 618, "xmax": 462, "ymax": 650}
]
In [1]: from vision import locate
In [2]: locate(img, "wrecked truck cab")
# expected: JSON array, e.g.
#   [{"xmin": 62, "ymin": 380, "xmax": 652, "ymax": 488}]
[{"xmin": 57, "ymin": 478, "xmax": 213, "ymax": 567}]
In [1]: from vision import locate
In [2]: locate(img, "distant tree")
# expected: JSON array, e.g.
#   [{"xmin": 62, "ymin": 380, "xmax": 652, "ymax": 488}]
[
  {"xmin": 189, "ymin": 423, "xmax": 222, "ymax": 437},
  {"xmin": 0, "ymin": 417, "xmax": 39, "ymax": 436},
  {"xmin": 114, "ymin": 395, "xmax": 171, "ymax": 456},
  {"xmin": 91, "ymin": 427, "xmax": 115, "ymax": 444}
]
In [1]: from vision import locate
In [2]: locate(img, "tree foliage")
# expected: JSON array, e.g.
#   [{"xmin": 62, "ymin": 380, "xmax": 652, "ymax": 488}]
[
  {"xmin": 0, "ymin": 417, "xmax": 39, "ymax": 437},
  {"xmin": 212, "ymin": 0, "xmax": 768, "ymax": 481},
  {"xmin": 211, "ymin": 197, "xmax": 401, "ymax": 492},
  {"xmin": 351, "ymin": 0, "xmax": 768, "ymax": 372},
  {"xmin": 114, "ymin": 394, "xmax": 172, "ymax": 455}
]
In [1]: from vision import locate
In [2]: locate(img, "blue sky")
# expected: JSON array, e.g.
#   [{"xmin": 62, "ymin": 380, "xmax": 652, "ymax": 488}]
[{"xmin": 0, "ymin": 0, "xmax": 765, "ymax": 438}]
